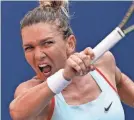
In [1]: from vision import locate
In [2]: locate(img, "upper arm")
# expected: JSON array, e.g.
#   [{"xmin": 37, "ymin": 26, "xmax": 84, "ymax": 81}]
[
  {"xmin": 115, "ymin": 67, "xmax": 134, "ymax": 107},
  {"xmin": 115, "ymin": 67, "xmax": 122, "ymax": 86},
  {"xmin": 14, "ymin": 82, "xmax": 30, "ymax": 98},
  {"xmin": 10, "ymin": 79, "xmax": 51, "ymax": 120},
  {"xmin": 14, "ymin": 79, "xmax": 42, "ymax": 98},
  {"xmin": 96, "ymin": 51, "xmax": 134, "ymax": 107}
]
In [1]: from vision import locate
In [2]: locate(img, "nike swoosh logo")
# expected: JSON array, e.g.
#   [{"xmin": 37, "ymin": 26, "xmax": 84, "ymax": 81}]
[{"xmin": 104, "ymin": 101, "xmax": 113, "ymax": 112}]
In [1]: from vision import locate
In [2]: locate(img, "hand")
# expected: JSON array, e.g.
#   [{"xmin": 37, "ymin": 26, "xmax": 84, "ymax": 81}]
[{"xmin": 63, "ymin": 47, "xmax": 95, "ymax": 81}]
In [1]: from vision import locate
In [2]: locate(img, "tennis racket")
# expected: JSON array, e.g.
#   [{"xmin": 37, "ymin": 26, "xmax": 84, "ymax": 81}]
[{"xmin": 92, "ymin": 2, "xmax": 134, "ymax": 64}]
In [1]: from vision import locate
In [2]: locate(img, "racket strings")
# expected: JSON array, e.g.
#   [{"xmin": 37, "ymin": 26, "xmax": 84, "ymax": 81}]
[
  {"xmin": 119, "ymin": 3, "xmax": 134, "ymax": 31},
  {"xmin": 124, "ymin": 25, "xmax": 134, "ymax": 34}
]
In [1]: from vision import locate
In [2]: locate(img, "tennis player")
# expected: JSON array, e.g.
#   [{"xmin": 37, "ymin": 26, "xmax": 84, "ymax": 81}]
[{"xmin": 9, "ymin": 1, "xmax": 134, "ymax": 120}]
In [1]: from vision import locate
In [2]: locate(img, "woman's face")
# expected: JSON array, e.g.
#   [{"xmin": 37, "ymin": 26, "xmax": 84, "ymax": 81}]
[{"xmin": 21, "ymin": 22, "xmax": 75, "ymax": 80}]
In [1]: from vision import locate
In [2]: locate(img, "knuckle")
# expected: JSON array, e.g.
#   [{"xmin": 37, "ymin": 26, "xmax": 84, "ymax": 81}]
[
  {"xmin": 88, "ymin": 47, "xmax": 93, "ymax": 53},
  {"xmin": 72, "ymin": 63, "xmax": 77, "ymax": 68},
  {"xmin": 82, "ymin": 55, "xmax": 88, "ymax": 60},
  {"xmin": 77, "ymin": 66, "xmax": 81, "ymax": 72},
  {"xmin": 78, "ymin": 59, "xmax": 83, "ymax": 65},
  {"xmin": 87, "ymin": 47, "xmax": 93, "ymax": 51},
  {"xmin": 74, "ymin": 52, "xmax": 79, "ymax": 56}
]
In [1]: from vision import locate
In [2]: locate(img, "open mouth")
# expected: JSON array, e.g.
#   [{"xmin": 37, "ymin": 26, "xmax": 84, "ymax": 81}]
[{"xmin": 38, "ymin": 64, "xmax": 52, "ymax": 77}]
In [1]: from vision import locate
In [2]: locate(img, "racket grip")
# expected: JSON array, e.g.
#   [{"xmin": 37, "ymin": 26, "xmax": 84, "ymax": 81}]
[{"xmin": 91, "ymin": 27, "xmax": 125, "ymax": 64}]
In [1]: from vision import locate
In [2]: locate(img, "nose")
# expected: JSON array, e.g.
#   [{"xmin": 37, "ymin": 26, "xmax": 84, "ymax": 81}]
[{"xmin": 34, "ymin": 48, "xmax": 46, "ymax": 61}]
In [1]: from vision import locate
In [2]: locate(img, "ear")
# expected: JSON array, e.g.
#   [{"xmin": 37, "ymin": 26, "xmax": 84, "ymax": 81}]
[{"xmin": 66, "ymin": 35, "xmax": 76, "ymax": 56}]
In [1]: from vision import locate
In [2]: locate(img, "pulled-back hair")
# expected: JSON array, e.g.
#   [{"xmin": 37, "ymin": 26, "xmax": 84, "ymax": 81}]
[{"xmin": 20, "ymin": 0, "xmax": 73, "ymax": 39}]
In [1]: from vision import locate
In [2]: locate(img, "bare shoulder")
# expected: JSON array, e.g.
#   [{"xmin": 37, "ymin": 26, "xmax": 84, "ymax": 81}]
[
  {"xmin": 14, "ymin": 77, "xmax": 43, "ymax": 98},
  {"xmin": 94, "ymin": 51, "xmax": 117, "ymax": 87},
  {"xmin": 95, "ymin": 51, "xmax": 116, "ymax": 71}
]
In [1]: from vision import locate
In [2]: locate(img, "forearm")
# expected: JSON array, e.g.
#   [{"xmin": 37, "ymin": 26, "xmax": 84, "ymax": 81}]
[{"xmin": 9, "ymin": 81, "xmax": 55, "ymax": 120}]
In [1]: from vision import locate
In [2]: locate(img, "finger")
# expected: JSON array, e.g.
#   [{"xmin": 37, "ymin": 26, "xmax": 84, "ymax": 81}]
[
  {"xmin": 67, "ymin": 57, "xmax": 82, "ymax": 75},
  {"xmin": 79, "ymin": 53, "xmax": 91, "ymax": 71},
  {"xmin": 89, "ymin": 65, "xmax": 95, "ymax": 71},
  {"xmin": 73, "ymin": 53, "xmax": 93, "ymax": 74},
  {"xmin": 70, "ymin": 54, "xmax": 86, "ymax": 75},
  {"xmin": 82, "ymin": 47, "xmax": 95, "ymax": 60}
]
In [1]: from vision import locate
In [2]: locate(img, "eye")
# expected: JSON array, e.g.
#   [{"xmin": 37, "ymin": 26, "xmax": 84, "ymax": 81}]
[
  {"xmin": 42, "ymin": 40, "xmax": 54, "ymax": 47},
  {"xmin": 24, "ymin": 46, "xmax": 34, "ymax": 52}
]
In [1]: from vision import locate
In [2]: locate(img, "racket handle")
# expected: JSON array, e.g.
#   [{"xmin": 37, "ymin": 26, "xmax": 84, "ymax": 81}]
[{"xmin": 91, "ymin": 27, "xmax": 125, "ymax": 64}]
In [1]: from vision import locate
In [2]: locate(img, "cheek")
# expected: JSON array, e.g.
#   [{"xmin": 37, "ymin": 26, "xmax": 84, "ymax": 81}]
[
  {"xmin": 52, "ymin": 48, "xmax": 68, "ymax": 65},
  {"xmin": 25, "ymin": 53, "xmax": 44, "ymax": 79},
  {"xmin": 50, "ymin": 45, "xmax": 67, "ymax": 58},
  {"xmin": 25, "ymin": 53, "xmax": 35, "ymax": 69},
  {"xmin": 25, "ymin": 53, "xmax": 32, "ymax": 63}
]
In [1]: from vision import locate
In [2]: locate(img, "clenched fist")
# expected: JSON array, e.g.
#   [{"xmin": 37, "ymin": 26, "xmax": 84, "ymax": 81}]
[{"xmin": 63, "ymin": 47, "xmax": 95, "ymax": 81}]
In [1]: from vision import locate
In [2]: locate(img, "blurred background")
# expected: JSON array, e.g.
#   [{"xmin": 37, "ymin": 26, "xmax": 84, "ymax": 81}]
[{"xmin": 1, "ymin": 1, "xmax": 134, "ymax": 120}]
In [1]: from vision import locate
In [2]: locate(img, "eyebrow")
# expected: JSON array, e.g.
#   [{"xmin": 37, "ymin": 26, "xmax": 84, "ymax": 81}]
[{"xmin": 23, "ymin": 37, "xmax": 53, "ymax": 47}]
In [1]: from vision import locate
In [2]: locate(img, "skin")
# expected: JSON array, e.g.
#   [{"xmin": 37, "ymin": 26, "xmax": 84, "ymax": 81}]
[{"xmin": 9, "ymin": 22, "xmax": 134, "ymax": 120}]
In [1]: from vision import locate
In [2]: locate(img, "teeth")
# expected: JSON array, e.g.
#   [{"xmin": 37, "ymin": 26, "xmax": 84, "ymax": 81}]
[{"xmin": 39, "ymin": 64, "xmax": 47, "ymax": 68}]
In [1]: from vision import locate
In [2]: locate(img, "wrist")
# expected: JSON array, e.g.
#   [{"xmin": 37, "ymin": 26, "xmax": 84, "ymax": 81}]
[
  {"xmin": 47, "ymin": 69, "xmax": 72, "ymax": 94},
  {"xmin": 62, "ymin": 70, "xmax": 71, "ymax": 81}
]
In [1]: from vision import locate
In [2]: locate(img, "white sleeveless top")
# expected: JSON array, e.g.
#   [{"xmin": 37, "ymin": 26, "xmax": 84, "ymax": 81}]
[{"xmin": 50, "ymin": 69, "xmax": 125, "ymax": 120}]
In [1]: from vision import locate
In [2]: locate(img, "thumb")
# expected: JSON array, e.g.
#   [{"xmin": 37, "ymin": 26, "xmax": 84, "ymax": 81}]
[{"xmin": 82, "ymin": 47, "xmax": 95, "ymax": 59}]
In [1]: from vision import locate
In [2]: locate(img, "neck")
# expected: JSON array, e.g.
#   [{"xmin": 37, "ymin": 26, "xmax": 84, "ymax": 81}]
[
  {"xmin": 63, "ymin": 74, "xmax": 94, "ymax": 93},
  {"xmin": 62, "ymin": 73, "xmax": 102, "ymax": 105}
]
